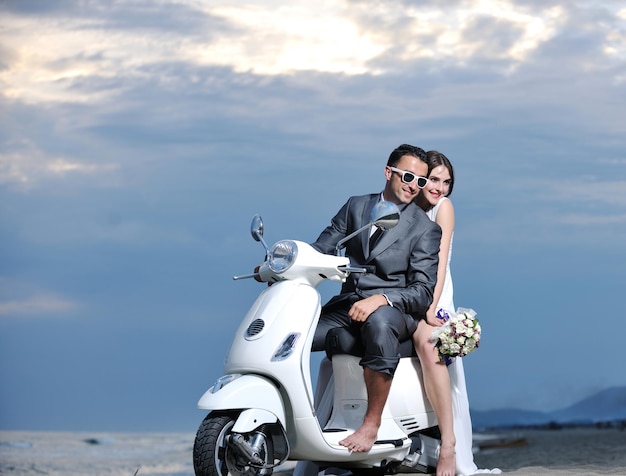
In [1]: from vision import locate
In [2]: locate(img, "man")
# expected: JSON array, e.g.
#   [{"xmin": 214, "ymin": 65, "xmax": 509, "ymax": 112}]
[{"xmin": 310, "ymin": 144, "xmax": 455, "ymax": 476}]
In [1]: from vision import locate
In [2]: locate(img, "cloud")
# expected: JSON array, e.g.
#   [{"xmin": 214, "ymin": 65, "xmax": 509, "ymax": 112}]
[
  {"xmin": 0, "ymin": 278, "xmax": 79, "ymax": 318},
  {"xmin": 548, "ymin": 180, "xmax": 626, "ymax": 206},
  {"xmin": 0, "ymin": 144, "xmax": 119, "ymax": 189},
  {"xmin": 158, "ymin": 1, "xmax": 569, "ymax": 75},
  {"xmin": 0, "ymin": 295, "xmax": 78, "ymax": 317},
  {"xmin": 190, "ymin": 3, "xmax": 387, "ymax": 75},
  {"xmin": 0, "ymin": 1, "xmax": 223, "ymax": 103},
  {"xmin": 46, "ymin": 158, "xmax": 118, "ymax": 176},
  {"xmin": 2, "ymin": 0, "xmax": 623, "ymax": 107},
  {"xmin": 36, "ymin": 218, "xmax": 206, "ymax": 247},
  {"xmin": 558, "ymin": 213, "xmax": 626, "ymax": 225},
  {"xmin": 0, "ymin": 0, "xmax": 625, "ymax": 431}
]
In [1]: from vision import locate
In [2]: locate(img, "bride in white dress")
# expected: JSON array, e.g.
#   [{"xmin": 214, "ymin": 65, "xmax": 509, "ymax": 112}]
[{"xmin": 413, "ymin": 151, "xmax": 500, "ymax": 476}]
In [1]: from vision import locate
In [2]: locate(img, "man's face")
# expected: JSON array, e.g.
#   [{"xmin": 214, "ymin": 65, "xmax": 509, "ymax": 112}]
[{"xmin": 383, "ymin": 154, "xmax": 428, "ymax": 205}]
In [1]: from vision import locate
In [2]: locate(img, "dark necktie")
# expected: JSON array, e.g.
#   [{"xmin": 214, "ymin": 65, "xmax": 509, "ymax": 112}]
[{"xmin": 369, "ymin": 227, "xmax": 384, "ymax": 251}]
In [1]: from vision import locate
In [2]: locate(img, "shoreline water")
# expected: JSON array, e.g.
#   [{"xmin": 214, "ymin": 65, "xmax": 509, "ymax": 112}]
[
  {"xmin": 473, "ymin": 426, "xmax": 626, "ymax": 474},
  {"xmin": 2, "ymin": 427, "xmax": 626, "ymax": 475}
]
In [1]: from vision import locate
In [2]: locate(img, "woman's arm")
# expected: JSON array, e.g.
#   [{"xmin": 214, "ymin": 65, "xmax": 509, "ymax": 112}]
[{"xmin": 425, "ymin": 198, "xmax": 455, "ymax": 326}]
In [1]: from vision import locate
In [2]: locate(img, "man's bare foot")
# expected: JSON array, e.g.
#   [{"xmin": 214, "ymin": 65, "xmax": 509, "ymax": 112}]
[
  {"xmin": 437, "ymin": 442, "xmax": 456, "ymax": 476},
  {"xmin": 338, "ymin": 422, "xmax": 379, "ymax": 453}
]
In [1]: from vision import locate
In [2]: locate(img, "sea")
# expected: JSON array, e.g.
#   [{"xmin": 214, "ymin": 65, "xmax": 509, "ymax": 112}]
[{"xmin": 2, "ymin": 426, "xmax": 626, "ymax": 475}]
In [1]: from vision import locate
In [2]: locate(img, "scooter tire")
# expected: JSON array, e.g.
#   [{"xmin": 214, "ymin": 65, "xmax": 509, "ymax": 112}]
[{"xmin": 193, "ymin": 411, "xmax": 274, "ymax": 476}]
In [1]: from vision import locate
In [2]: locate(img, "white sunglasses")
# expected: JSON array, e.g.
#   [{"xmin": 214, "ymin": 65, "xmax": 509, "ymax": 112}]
[{"xmin": 389, "ymin": 167, "xmax": 429, "ymax": 189}]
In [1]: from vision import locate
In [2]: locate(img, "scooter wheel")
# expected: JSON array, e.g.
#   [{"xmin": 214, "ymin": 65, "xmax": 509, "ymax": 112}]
[{"xmin": 193, "ymin": 411, "xmax": 274, "ymax": 476}]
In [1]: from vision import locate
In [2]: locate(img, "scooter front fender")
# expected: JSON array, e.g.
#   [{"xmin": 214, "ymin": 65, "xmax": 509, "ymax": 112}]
[{"xmin": 197, "ymin": 374, "xmax": 286, "ymax": 429}]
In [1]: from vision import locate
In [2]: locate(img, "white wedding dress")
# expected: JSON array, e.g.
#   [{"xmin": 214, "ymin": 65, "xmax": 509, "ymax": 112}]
[{"xmin": 427, "ymin": 198, "xmax": 500, "ymax": 476}]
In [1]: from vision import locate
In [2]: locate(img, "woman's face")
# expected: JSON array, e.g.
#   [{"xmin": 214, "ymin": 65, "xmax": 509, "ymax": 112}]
[{"xmin": 422, "ymin": 165, "xmax": 452, "ymax": 206}]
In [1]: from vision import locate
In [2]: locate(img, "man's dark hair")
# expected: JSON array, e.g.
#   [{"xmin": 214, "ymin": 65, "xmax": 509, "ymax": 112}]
[{"xmin": 387, "ymin": 144, "xmax": 427, "ymax": 167}]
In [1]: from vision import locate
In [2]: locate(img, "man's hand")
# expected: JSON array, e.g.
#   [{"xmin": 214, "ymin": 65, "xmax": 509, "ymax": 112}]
[
  {"xmin": 348, "ymin": 294, "xmax": 388, "ymax": 322},
  {"xmin": 254, "ymin": 265, "xmax": 273, "ymax": 285}
]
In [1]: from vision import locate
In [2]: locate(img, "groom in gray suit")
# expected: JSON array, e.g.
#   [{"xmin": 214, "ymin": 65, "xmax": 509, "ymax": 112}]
[{"xmin": 311, "ymin": 144, "xmax": 442, "ymax": 455}]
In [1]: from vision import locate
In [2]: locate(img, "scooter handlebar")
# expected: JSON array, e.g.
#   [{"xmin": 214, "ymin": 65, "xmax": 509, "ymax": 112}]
[
  {"xmin": 232, "ymin": 272, "xmax": 260, "ymax": 281},
  {"xmin": 339, "ymin": 264, "xmax": 376, "ymax": 274},
  {"xmin": 233, "ymin": 263, "xmax": 276, "ymax": 282},
  {"xmin": 234, "ymin": 241, "xmax": 356, "ymax": 287}
]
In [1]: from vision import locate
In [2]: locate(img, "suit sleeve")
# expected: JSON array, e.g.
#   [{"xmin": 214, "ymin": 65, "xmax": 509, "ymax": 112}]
[{"xmin": 311, "ymin": 197, "xmax": 354, "ymax": 255}]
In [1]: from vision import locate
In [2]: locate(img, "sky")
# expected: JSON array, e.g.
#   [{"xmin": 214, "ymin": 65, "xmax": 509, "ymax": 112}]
[{"xmin": 1, "ymin": 0, "xmax": 625, "ymax": 433}]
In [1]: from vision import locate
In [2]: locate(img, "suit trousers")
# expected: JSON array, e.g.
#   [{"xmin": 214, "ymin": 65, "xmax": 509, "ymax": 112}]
[{"xmin": 312, "ymin": 296, "xmax": 418, "ymax": 376}]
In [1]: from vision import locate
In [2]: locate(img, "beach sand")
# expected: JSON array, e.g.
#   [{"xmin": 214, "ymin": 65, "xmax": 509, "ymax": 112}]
[{"xmin": 2, "ymin": 427, "xmax": 626, "ymax": 475}]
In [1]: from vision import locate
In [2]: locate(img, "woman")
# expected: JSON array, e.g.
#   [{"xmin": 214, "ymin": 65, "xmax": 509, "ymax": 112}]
[{"xmin": 413, "ymin": 151, "xmax": 499, "ymax": 476}]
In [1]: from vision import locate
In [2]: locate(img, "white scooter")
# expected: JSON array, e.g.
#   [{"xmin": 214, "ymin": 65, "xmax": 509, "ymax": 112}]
[{"xmin": 193, "ymin": 202, "xmax": 441, "ymax": 476}]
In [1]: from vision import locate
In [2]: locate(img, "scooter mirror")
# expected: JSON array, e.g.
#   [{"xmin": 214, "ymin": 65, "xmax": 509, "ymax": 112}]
[
  {"xmin": 334, "ymin": 201, "xmax": 401, "ymax": 255},
  {"xmin": 250, "ymin": 214, "xmax": 264, "ymax": 242},
  {"xmin": 250, "ymin": 214, "xmax": 271, "ymax": 257},
  {"xmin": 371, "ymin": 201, "xmax": 400, "ymax": 230}
]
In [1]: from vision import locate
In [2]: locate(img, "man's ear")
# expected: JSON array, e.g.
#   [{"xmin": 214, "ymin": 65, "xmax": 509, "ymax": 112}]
[{"xmin": 384, "ymin": 165, "xmax": 392, "ymax": 181}]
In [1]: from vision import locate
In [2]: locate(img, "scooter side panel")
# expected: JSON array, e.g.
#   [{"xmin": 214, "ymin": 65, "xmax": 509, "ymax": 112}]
[
  {"xmin": 232, "ymin": 408, "xmax": 278, "ymax": 433},
  {"xmin": 197, "ymin": 374, "xmax": 286, "ymax": 427},
  {"xmin": 224, "ymin": 281, "xmax": 322, "ymax": 419},
  {"xmin": 326, "ymin": 355, "xmax": 437, "ymax": 437},
  {"xmin": 387, "ymin": 357, "xmax": 437, "ymax": 430},
  {"xmin": 225, "ymin": 281, "xmax": 319, "ymax": 374}
]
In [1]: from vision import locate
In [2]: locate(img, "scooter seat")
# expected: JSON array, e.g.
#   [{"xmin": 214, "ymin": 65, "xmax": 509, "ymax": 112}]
[{"xmin": 324, "ymin": 327, "xmax": 416, "ymax": 360}]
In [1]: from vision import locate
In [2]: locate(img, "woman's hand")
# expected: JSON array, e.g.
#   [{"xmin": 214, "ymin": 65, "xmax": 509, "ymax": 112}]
[
  {"xmin": 253, "ymin": 265, "xmax": 263, "ymax": 282},
  {"xmin": 425, "ymin": 308, "xmax": 445, "ymax": 327}
]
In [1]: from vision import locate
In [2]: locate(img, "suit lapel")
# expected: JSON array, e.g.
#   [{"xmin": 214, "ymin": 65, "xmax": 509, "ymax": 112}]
[
  {"xmin": 361, "ymin": 195, "xmax": 379, "ymax": 258},
  {"xmin": 366, "ymin": 202, "xmax": 417, "ymax": 262}
]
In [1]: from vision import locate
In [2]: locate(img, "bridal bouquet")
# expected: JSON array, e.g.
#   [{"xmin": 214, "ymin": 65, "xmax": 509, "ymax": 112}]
[{"xmin": 430, "ymin": 307, "xmax": 481, "ymax": 365}]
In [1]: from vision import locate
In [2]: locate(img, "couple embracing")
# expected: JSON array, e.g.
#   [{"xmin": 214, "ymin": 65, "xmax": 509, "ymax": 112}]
[{"xmin": 303, "ymin": 144, "xmax": 500, "ymax": 476}]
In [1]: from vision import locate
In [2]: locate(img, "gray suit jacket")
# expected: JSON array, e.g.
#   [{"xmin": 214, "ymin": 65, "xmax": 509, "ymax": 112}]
[{"xmin": 312, "ymin": 193, "xmax": 441, "ymax": 316}]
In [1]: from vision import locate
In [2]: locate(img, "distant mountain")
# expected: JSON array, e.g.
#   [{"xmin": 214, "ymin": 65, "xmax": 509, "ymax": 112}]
[
  {"xmin": 551, "ymin": 386, "xmax": 626, "ymax": 423},
  {"xmin": 470, "ymin": 408, "xmax": 549, "ymax": 429},
  {"xmin": 471, "ymin": 386, "xmax": 626, "ymax": 429}
]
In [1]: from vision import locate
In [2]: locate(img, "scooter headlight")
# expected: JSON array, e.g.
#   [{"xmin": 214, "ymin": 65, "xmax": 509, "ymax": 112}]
[{"xmin": 268, "ymin": 240, "xmax": 297, "ymax": 273}]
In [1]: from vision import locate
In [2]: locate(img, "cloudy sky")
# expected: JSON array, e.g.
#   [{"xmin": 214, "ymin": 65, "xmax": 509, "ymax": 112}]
[{"xmin": 1, "ymin": 0, "xmax": 625, "ymax": 432}]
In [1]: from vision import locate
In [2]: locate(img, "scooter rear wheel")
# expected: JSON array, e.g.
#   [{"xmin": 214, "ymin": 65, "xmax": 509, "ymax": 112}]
[{"xmin": 193, "ymin": 411, "xmax": 274, "ymax": 476}]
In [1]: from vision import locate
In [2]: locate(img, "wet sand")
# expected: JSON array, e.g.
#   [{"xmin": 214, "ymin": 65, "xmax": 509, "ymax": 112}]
[{"xmin": 2, "ymin": 427, "xmax": 626, "ymax": 475}]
